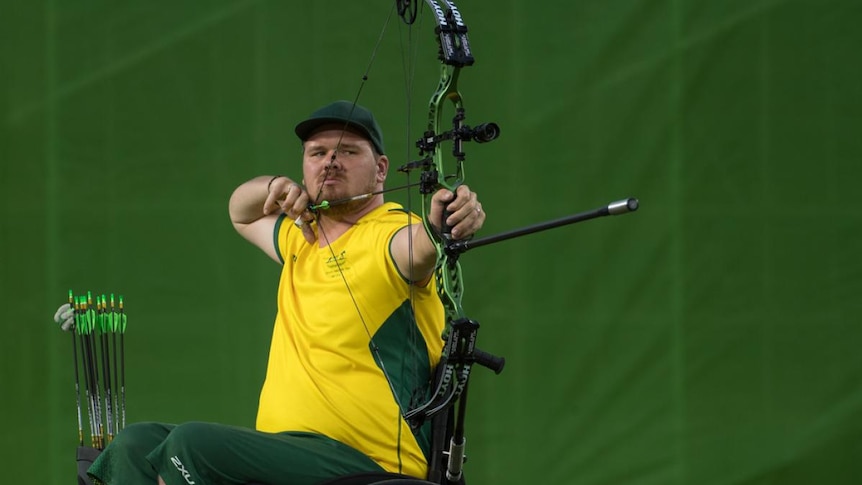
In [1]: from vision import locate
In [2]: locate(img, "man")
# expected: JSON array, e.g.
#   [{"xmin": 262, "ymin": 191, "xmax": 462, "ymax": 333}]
[{"xmin": 78, "ymin": 100, "xmax": 485, "ymax": 485}]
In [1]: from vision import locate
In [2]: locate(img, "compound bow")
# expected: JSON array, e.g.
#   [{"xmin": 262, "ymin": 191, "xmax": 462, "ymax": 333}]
[{"xmin": 317, "ymin": 1, "xmax": 637, "ymax": 482}]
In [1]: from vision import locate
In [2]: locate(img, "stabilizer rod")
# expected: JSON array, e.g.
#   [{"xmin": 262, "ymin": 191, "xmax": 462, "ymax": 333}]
[{"xmin": 447, "ymin": 197, "xmax": 639, "ymax": 255}]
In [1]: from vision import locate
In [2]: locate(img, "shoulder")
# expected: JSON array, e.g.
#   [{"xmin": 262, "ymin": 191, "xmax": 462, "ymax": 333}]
[{"xmin": 366, "ymin": 202, "xmax": 420, "ymax": 226}]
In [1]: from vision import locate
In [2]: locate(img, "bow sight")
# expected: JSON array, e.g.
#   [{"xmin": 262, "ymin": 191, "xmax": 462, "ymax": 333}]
[
  {"xmin": 415, "ymin": 109, "xmax": 500, "ymax": 154},
  {"xmin": 399, "ymin": 107, "xmax": 500, "ymax": 195},
  {"xmin": 466, "ymin": 123, "xmax": 501, "ymax": 143}
]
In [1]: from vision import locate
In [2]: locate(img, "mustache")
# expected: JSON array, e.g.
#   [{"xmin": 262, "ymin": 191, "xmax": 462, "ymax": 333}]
[
  {"xmin": 318, "ymin": 163, "xmax": 344, "ymax": 182},
  {"xmin": 317, "ymin": 176, "xmax": 344, "ymax": 185}
]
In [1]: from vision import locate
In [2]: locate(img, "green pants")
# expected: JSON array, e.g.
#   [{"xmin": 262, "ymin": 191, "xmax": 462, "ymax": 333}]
[{"xmin": 87, "ymin": 421, "xmax": 386, "ymax": 485}]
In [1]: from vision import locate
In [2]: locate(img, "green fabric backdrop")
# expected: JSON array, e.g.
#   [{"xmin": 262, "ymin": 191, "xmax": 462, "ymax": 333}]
[{"xmin": 2, "ymin": 1, "xmax": 860, "ymax": 483}]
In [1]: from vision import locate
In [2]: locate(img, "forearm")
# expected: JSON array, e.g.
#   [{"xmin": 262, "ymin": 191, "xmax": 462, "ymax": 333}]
[
  {"xmin": 228, "ymin": 175, "xmax": 282, "ymax": 225},
  {"xmin": 392, "ymin": 223, "xmax": 440, "ymax": 285},
  {"xmin": 392, "ymin": 185, "xmax": 485, "ymax": 284}
]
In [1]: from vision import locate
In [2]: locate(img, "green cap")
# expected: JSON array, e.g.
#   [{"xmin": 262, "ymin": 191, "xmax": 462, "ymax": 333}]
[{"xmin": 294, "ymin": 100, "xmax": 386, "ymax": 155}]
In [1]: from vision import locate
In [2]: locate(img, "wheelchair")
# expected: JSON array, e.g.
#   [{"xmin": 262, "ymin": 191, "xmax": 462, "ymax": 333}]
[{"xmin": 76, "ymin": 340, "xmax": 503, "ymax": 485}]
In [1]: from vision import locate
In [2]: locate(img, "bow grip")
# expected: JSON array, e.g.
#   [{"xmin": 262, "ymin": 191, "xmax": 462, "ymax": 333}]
[{"xmin": 441, "ymin": 184, "xmax": 461, "ymax": 240}]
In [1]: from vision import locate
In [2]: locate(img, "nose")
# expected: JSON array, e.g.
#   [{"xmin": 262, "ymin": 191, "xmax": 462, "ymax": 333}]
[{"xmin": 324, "ymin": 152, "xmax": 342, "ymax": 171}]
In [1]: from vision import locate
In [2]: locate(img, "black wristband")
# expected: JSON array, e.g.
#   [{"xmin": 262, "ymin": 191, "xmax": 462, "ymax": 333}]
[{"xmin": 267, "ymin": 175, "xmax": 284, "ymax": 193}]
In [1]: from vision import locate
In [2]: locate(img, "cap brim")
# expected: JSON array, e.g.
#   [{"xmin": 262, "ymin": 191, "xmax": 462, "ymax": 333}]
[{"xmin": 295, "ymin": 118, "xmax": 370, "ymax": 143}]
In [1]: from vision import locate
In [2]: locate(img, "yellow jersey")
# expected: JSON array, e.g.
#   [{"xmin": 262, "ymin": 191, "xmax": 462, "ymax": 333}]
[{"xmin": 256, "ymin": 202, "xmax": 445, "ymax": 478}]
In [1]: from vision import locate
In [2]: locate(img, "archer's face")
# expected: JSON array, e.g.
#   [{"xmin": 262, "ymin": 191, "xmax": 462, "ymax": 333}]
[{"xmin": 302, "ymin": 126, "xmax": 388, "ymax": 207}]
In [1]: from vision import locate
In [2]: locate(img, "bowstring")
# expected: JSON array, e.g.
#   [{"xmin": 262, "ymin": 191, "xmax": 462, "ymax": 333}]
[
  {"xmin": 310, "ymin": 4, "xmax": 440, "ymax": 470},
  {"xmin": 311, "ymin": 3, "xmax": 398, "ymax": 208},
  {"xmin": 311, "ymin": 1, "xmax": 413, "ymax": 424},
  {"xmin": 397, "ymin": 0, "xmax": 432, "ymax": 419}
]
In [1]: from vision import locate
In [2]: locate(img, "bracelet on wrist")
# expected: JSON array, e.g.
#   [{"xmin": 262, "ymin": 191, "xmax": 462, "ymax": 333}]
[{"xmin": 267, "ymin": 175, "xmax": 284, "ymax": 193}]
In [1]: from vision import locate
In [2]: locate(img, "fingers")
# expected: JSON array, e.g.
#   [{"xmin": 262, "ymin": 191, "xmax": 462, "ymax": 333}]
[
  {"xmin": 281, "ymin": 185, "xmax": 310, "ymax": 220},
  {"xmin": 265, "ymin": 178, "xmax": 310, "ymax": 220},
  {"xmin": 262, "ymin": 178, "xmax": 285, "ymax": 215},
  {"xmin": 293, "ymin": 208, "xmax": 317, "ymax": 241},
  {"xmin": 431, "ymin": 185, "xmax": 485, "ymax": 240},
  {"xmin": 54, "ymin": 303, "xmax": 75, "ymax": 332},
  {"xmin": 300, "ymin": 220, "xmax": 317, "ymax": 244},
  {"xmin": 265, "ymin": 177, "xmax": 318, "ymax": 244}
]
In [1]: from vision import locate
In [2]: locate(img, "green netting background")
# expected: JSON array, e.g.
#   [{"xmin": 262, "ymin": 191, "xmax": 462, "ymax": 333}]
[{"xmin": 2, "ymin": 1, "xmax": 861, "ymax": 483}]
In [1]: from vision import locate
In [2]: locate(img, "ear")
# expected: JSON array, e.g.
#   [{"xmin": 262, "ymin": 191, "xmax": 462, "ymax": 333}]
[{"xmin": 376, "ymin": 155, "xmax": 389, "ymax": 183}]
